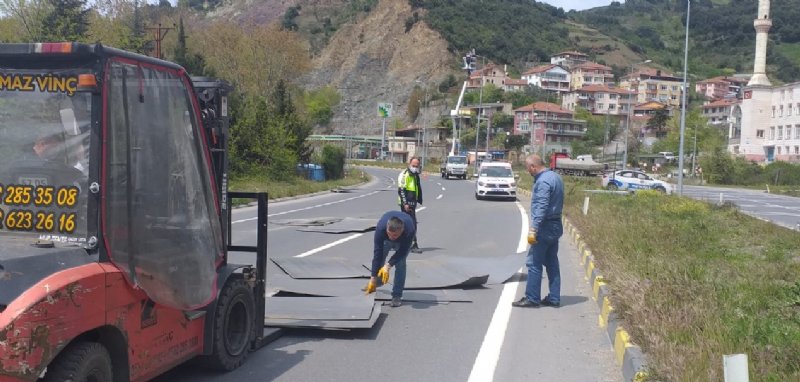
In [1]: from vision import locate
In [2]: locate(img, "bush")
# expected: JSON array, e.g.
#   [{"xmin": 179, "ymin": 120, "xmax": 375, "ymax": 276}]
[{"xmin": 320, "ymin": 145, "xmax": 346, "ymax": 180}]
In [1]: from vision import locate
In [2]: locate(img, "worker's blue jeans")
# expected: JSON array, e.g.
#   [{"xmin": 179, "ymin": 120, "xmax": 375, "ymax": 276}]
[
  {"xmin": 525, "ymin": 221, "xmax": 562, "ymax": 304},
  {"xmin": 376, "ymin": 240, "xmax": 407, "ymax": 298}
]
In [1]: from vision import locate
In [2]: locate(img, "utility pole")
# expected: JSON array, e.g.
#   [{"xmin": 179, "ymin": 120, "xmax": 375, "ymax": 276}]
[
  {"xmin": 474, "ymin": 55, "xmax": 485, "ymax": 175},
  {"xmin": 145, "ymin": 23, "xmax": 174, "ymax": 59}
]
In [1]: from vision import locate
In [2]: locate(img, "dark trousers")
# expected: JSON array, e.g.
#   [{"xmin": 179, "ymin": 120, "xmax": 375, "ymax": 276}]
[{"xmin": 400, "ymin": 205, "xmax": 419, "ymax": 247}]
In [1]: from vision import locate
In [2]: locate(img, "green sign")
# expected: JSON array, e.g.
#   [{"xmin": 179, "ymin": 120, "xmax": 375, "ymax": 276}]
[{"xmin": 378, "ymin": 102, "xmax": 392, "ymax": 118}]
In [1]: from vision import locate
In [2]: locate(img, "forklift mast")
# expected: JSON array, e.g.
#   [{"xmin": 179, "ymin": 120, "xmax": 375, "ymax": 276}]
[{"xmin": 191, "ymin": 77, "xmax": 233, "ymax": 248}]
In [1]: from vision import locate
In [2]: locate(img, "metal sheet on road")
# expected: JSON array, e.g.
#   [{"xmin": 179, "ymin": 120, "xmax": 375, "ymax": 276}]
[
  {"xmin": 272, "ymin": 257, "xmax": 370, "ymax": 279},
  {"xmin": 265, "ymin": 296, "xmax": 375, "ymax": 320},
  {"xmin": 265, "ymin": 302, "xmax": 382, "ymax": 329}
]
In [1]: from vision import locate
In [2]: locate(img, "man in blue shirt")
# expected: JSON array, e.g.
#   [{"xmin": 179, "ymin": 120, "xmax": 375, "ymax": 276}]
[
  {"xmin": 513, "ymin": 154, "xmax": 564, "ymax": 308},
  {"xmin": 364, "ymin": 210, "xmax": 416, "ymax": 307}
]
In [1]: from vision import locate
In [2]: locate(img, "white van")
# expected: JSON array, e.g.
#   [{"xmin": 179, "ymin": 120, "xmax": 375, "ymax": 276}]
[{"xmin": 475, "ymin": 161, "xmax": 517, "ymax": 200}]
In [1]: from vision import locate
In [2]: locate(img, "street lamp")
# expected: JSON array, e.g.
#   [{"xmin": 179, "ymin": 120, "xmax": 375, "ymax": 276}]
[
  {"xmin": 623, "ymin": 59, "xmax": 652, "ymax": 170},
  {"xmin": 677, "ymin": 0, "xmax": 691, "ymax": 196}
]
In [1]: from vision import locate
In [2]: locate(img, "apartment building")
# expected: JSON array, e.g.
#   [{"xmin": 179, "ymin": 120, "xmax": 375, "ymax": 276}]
[
  {"xmin": 512, "ymin": 102, "xmax": 587, "ymax": 155},
  {"xmin": 550, "ymin": 51, "xmax": 589, "ymax": 69},
  {"xmin": 695, "ymin": 76, "xmax": 748, "ymax": 100},
  {"xmin": 503, "ymin": 78, "xmax": 529, "ymax": 92},
  {"xmin": 467, "ymin": 64, "xmax": 507, "ymax": 89},
  {"xmin": 520, "ymin": 64, "xmax": 570, "ymax": 95},
  {"xmin": 562, "ymin": 84, "xmax": 635, "ymax": 116},
  {"xmin": 620, "ymin": 68, "xmax": 684, "ymax": 108},
  {"xmin": 570, "ymin": 62, "xmax": 614, "ymax": 90}
]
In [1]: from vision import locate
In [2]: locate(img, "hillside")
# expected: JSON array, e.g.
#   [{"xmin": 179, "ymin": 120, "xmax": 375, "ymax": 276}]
[
  {"xmin": 198, "ymin": 0, "xmax": 800, "ymax": 135},
  {"xmin": 573, "ymin": 0, "xmax": 800, "ymax": 82}
]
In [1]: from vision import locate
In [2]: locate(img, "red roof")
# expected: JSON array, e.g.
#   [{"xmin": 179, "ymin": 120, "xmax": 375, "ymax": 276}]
[
  {"xmin": 514, "ymin": 102, "xmax": 572, "ymax": 115},
  {"xmin": 703, "ymin": 99, "xmax": 739, "ymax": 108},
  {"xmin": 698, "ymin": 76, "xmax": 749, "ymax": 85},
  {"xmin": 571, "ymin": 62, "xmax": 612, "ymax": 71},
  {"xmin": 522, "ymin": 64, "xmax": 560, "ymax": 75}
]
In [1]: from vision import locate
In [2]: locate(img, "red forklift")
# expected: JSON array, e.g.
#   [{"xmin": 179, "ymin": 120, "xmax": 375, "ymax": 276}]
[{"xmin": 0, "ymin": 43, "xmax": 275, "ymax": 381}]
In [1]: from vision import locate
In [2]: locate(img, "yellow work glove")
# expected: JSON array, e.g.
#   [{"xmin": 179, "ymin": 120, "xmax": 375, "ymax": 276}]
[
  {"xmin": 364, "ymin": 279, "xmax": 377, "ymax": 295},
  {"xmin": 377, "ymin": 264, "xmax": 391, "ymax": 284},
  {"xmin": 527, "ymin": 229, "xmax": 538, "ymax": 245}
]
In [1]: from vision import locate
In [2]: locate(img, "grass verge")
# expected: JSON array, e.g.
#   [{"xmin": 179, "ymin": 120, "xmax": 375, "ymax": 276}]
[
  {"xmin": 564, "ymin": 181, "xmax": 800, "ymax": 381},
  {"xmin": 229, "ymin": 168, "xmax": 370, "ymax": 203}
]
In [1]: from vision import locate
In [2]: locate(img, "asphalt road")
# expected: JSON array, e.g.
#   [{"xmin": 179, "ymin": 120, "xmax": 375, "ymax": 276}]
[
  {"xmin": 157, "ymin": 167, "xmax": 620, "ymax": 382},
  {"xmin": 681, "ymin": 184, "xmax": 800, "ymax": 230}
]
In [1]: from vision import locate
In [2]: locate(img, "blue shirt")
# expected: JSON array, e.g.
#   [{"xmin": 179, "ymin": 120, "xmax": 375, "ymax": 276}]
[
  {"xmin": 372, "ymin": 211, "xmax": 416, "ymax": 275},
  {"xmin": 530, "ymin": 169, "xmax": 564, "ymax": 232}
]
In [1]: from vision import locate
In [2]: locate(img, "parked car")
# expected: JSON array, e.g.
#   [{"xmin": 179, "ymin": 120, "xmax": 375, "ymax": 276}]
[
  {"xmin": 602, "ymin": 170, "xmax": 673, "ymax": 194},
  {"xmin": 475, "ymin": 161, "xmax": 517, "ymax": 200}
]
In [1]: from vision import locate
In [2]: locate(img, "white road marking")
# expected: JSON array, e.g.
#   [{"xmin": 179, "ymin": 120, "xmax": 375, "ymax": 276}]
[
  {"xmin": 442, "ymin": 187, "xmax": 446, "ymax": 191},
  {"xmin": 231, "ymin": 190, "xmax": 383, "ymax": 224},
  {"xmin": 436, "ymin": 194, "xmax": 443, "ymax": 200},
  {"xmin": 295, "ymin": 233, "xmax": 363, "ymax": 258},
  {"xmin": 467, "ymin": 201, "xmax": 528, "ymax": 382},
  {"xmin": 293, "ymin": 205, "xmax": 427, "ymax": 258}
]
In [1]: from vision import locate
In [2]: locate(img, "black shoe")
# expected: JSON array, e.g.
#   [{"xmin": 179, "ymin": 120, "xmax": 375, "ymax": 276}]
[
  {"xmin": 541, "ymin": 296, "xmax": 561, "ymax": 308},
  {"xmin": 410, "ymin": 245, "xmax": 422, "ymax": 254},
  {"xmin": 511, "ymin": 297, "xmax": 540, "ymax": 308},
  {"xmin": 390, "ymin": 297, "xmax": 402, "ymax": 307}
]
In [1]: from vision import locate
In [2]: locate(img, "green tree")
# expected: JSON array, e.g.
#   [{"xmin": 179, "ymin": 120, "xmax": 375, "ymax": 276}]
[
  {"xmin": 646, "ymin": 108, "xmax": 670, "ymax": 137},
  {"xmin": 229, "ymin": 95, "xmax": 297, "ymax": 180},
  {"xmin": 0, "ymin": 0, "xmax": 49, "ymax": 41},
  {"xmin": 40, "ymin": 0, "xmax": 89, "ymax": 41},
  {"xmin": 303, "ymin": 86, "xmax": 341, "ymax": 127},
  {"xmin": 272, "ymin": 80, "xmax": 313, "ymax": 164},
  {"xmin": 320, "ymin": 144, "xmax": 346, "ymax": 180}
]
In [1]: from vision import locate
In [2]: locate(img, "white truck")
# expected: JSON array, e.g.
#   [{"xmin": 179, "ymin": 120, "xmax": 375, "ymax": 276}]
[{"xmin": 440, "ymin": 155, "xmax": 468, "ymax": 179}]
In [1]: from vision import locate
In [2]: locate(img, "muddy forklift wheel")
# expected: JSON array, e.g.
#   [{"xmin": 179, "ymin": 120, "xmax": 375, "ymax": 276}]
[
  {"xmin": 43, "ymin": 341, "xmax": 113, "ymax": 382},
  {"xmin": 204, "ymin": 277, "xmax": 256, "ymax": 371}
]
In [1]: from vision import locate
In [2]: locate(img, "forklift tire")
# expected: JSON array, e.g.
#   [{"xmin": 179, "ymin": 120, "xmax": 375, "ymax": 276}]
[
  {"xmin": 43, "ymin": 341, "xmax": 113, "ymax": 382},
  {"xmin": 204, "ymin": 277, "xmax": 256, "ymax": 371}
]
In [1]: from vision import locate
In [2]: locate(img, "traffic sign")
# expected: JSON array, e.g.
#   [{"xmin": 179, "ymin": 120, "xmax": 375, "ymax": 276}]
[{"xmin": 378, "ymin": 103, "xmax": 392, "ymax": 118}]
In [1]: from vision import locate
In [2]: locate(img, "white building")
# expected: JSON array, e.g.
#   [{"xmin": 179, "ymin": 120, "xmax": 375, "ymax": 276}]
[{"xmin": 520, "ymin": 64, "xmax": 570, "ymax": 95}]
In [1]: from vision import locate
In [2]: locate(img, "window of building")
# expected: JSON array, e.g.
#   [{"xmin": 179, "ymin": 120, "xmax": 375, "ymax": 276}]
[
  {"xmin": 672, "ymin": 86, "xmax": 679, "ymax": 91},
  {"xmin": 795, "ymin": 146, "xmax": 799, "ymax": 154},
  {"xmin": 778, "ymin": 126, "xmax": 783, "ymax": 140},
  {"xmin": 789, "ymin": 104, "xmax": 793, "ymax": 116},
  {"xmin": 780, "ymin": 106, "xmax": 784, "ymax": 117},
  {"xmin": 597, "ymin": 103, "xmax": 604, "ymax": 110},
  {"xmin": 596, "ymin": 94, "xmax": 604, "ymax": 99},
  {"xmin": 660, "ymin": 85, "xmax": 667, "ymax": 90},
  {"xmin": 773, "ymin": 107, "xmax": 776, "ymax": 118},
  {"xmin": 795, "ymin": 125, "xmax": 800, "ymax": 139},
  {"xmin": 734, "ymin": 145, "xmax": 740, "ymax": 154},
  {"xmin": 608, "ymin": 104, "xmax": 616, "ymax": 110},
  {"xmin": 769, "ymin": 127, "xmax": 775, "ymax": 140},
  {"xmin": 777, "ymin": 146, "xmax": 782, "ymax": 155},
  {"xmin": 519, "ymin": 122, "xmax": 529, "ymax": 132},
  {"xmin": 757, "ymin": 129, "xmax": 764, "ymax": 138}
]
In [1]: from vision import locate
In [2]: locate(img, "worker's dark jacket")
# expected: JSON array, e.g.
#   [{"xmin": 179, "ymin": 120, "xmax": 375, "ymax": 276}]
[{"xmin": 371, "ymin": 211, "xmax": 416, "ymax": 276}]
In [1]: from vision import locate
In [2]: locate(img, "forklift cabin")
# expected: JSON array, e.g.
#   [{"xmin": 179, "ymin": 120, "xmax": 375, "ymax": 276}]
[{"xmin": 0, "ymin": 43, "xmax": 272, "ymax": 382}]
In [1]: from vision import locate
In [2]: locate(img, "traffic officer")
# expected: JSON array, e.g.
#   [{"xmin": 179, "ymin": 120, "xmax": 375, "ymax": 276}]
[{"xmin": 398, "ymin": 156, "xmax": 423, "ymax": 253}]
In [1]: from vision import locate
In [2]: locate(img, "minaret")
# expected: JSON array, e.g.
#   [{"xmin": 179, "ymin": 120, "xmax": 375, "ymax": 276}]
[{"xmin": 748, "ymin": 0, "xmax": 772, "ymax": 86}]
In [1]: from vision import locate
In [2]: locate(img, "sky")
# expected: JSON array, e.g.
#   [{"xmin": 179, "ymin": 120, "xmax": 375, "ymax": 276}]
[{"xmin": 538, "ymin": 0, "xmax": 620, "ymax": 11}]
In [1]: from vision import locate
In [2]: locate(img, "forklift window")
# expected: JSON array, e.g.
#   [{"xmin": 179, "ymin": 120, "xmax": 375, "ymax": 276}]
[
  {"xmin": 0, "ymin": 72, "xmax": 91, "ymax": 243},
  {"xmin": 104, "ymin": 60, "xmax": 223, "ymax": 310}
]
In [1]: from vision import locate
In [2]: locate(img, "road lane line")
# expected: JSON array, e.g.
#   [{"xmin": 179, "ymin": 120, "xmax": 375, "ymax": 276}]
[
  {"xmin": 467, "ymin": 202, "xmax": 528, "ymax": 382},
  {"xmin": 295, "ymin": 233, "xmax": 364, "ymax": 258},
  {"xmin": 436, "ymin": 194, "xmax": 443, "ymax": 200},
  {"xmin": 231, "ymin": 191, "xmax": 383, "ymax": 223},
  {"xmin": 292, "ymin": 206, "xmax": 427, "ymax": 258}
]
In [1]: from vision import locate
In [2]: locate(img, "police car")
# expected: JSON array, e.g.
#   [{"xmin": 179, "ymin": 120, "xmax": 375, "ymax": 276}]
[
  {"xmin": 601, "ymin": 170, "xmax": 673, "ymax": 194},
  {"xmin": 475, "ymin": 161, "xmax": 517, "ymax": 200}
]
